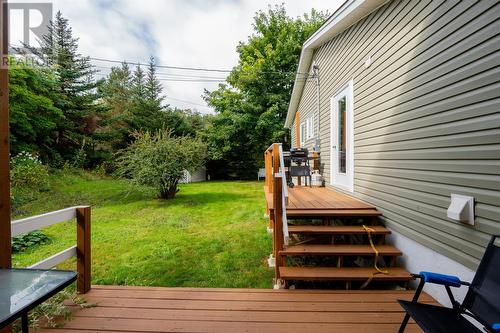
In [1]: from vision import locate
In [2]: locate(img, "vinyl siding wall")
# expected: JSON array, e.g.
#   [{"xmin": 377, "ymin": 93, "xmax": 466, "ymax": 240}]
[{"xmin": 290, "ymin": 0, "xmax": 500, "ymax": 270}]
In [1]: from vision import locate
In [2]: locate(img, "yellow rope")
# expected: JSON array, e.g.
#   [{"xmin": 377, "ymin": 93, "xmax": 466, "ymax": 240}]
[{"xmin": 360, "ymin": 225, "xmax": 389, "ymax": 289}]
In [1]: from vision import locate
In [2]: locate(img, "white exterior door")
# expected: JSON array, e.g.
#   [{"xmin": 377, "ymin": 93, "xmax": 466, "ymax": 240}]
[{"xmin": 330, "ymin": 80, "xmax": 354, "ymax": 192}]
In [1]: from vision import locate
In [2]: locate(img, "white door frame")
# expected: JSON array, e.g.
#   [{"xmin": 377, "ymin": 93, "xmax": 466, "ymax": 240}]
[{"xmin": 330, "ymin": 80, "xmax": 354, "ymax": 192}]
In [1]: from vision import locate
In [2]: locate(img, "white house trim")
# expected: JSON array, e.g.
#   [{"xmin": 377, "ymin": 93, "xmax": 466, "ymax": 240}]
[
  {"xmin": 284, "ymin": 0, "xmax": 388, "ymax": 128},
  {"xmin": 329, "ymin": 79, "xmax": 354, "ymax": 193}
]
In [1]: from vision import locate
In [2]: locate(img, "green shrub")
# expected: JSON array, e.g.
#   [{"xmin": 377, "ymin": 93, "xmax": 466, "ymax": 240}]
[
  {"xmin": 10, "ymin": 151, "xmax": 50, "ymax": 189},
  {"xmin": 116, "ymin": 130, "xmax": 206, "ymax": 199},
  {"xmin": 10, "ymin": 152, "xmax": 50, "ymax": 207},
  {"xmin": 12, "ymin": 230, "xmax": 50, "ymax": 253}
]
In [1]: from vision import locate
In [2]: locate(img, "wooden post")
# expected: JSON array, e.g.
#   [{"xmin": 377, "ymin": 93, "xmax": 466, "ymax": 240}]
[
  {"xmin": 295, "ymin": 112, "xmax": 301, "ymax": 148},
  {"xmin": 268, "ymin": 209, "xmax": 274, "ymax": 231},
  {"xmin": 76, "ymin": 206, "xmax": 91, "ymax": 294},
  {"xmin": 265, "ymin": 150, "xmax": 273, "ymax": 193},
  {"xmin": 273, "ymin": 174, "xmax": 284, "ymax": 280},
  {"xmin": 272, "ymin": 143, "xmax": 280, "ymax": 181},
  {"xmin": 0, "ymin": 0, "xmax": 11, "ymax": 270},
  {"xmin": 1, "ymin": 4, "xmax": 11, "ymax": 331}
]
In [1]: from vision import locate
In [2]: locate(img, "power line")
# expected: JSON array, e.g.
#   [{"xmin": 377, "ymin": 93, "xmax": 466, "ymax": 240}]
[
  {"xmin": 94, "ymin": 73, "xmax": 225, "ymax": 83},
  {"xmin": 93, "ymin": 66, "xmax": 228, "ymax": 80},
  {"xmin": 90, "ymin": 57, "xmax": 233, "ymax": 73},
  {"xmin": 91, "ymin": 57, "xmax": 308, "ymax": 75},
  {"xmin": 9, "ymin": 44, "xmax": 307, "ymax": 76},
  {"xmin": 165, "ymin": 96, "xmax": 211, "ymax": 109}
]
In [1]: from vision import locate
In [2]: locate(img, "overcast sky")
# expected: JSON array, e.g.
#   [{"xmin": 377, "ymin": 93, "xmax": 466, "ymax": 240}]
[{"xmin": 12, "ymin": 0, "xmax": 342, "ymax": 113}]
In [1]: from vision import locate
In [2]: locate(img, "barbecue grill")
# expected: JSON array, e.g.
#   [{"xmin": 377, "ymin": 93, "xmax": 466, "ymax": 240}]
[{"xmin": 287, "ymin": 148, "xmax": 311, "ymax": 187}]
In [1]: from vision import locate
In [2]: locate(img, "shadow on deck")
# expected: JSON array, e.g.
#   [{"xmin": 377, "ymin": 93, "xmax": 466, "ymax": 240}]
[{"xmin": 38, "ymin": 285, "xmax": 433, "ymax": 333}]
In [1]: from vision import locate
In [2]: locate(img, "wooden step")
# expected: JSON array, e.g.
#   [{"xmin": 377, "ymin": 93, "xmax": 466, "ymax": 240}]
[
  {"xmin": 280, "ymin": 244, "xmax": 402, "ymax": 256},
  {"xmin": 279, "ymin": 267, "xmax": 413, "ymax": 281},
  {"xmin": 286, "ymin": 209, "xmax": 381, "ymax": 218},
  {"xmin": 288, "ymin": 225, "xmax": 390, "ymax": 235}
]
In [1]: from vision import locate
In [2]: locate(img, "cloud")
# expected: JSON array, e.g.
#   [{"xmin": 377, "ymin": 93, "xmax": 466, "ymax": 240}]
[{"xmin": 25, "ymin": 0, "xmax": 342, "ymax": 114}]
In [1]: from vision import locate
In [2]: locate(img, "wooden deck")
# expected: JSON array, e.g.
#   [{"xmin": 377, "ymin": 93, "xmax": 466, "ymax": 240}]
[
  {"xmin": 265, "ymin": 186, "xmax": 377, "ymax": 213},
  {"xmin": 37, "ymin": 285, "xmax": 434, "ymax": 333}
]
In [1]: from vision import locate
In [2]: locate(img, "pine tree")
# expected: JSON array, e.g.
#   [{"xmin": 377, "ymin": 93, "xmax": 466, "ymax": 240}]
[
  {"xmin": 145, "ymin": 56, "xmax": 164, "ymax": 112},
  {"xmin": 132, "ymin": 65, "xmax": 146, "ymax": 101},
  {"xmin": 97, "ymin": 62, "xmax": 133, "ymax": 152},
  {"xmin": 123, "ymin": 57, "xmax": 167, "ymax": 132},
  {"xmin": 25, "ymin": 11, "xmax": 98, "ymax": 162}
]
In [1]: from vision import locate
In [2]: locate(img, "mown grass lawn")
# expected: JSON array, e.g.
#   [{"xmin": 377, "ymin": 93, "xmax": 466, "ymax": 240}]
[{"xmin": 12, "ymin": 172, "xmax": 273, "ymax": 288}]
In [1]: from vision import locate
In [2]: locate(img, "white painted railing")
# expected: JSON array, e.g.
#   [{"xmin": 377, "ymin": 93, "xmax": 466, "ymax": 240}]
[
  {"xmin": 12, "ymin": 206, "xmax": 88, "ymax": 237},
  {"xmin": 265, "ymin": 143, "xmax": 290, "ymax": 246},
  {"xmin": 277, "ymin": 144, "xmax": 289, "ymax": 245},
  {"xmin": 11, "ymin": 206, "xmax": 92, "ymax": 293},
  {"xmin": 28, "ymin": 246, "xmax": 77, "ymax": 269},
  {"xmin": 278, "ymin": 144, "xmax": 289, "ymax": 207}
]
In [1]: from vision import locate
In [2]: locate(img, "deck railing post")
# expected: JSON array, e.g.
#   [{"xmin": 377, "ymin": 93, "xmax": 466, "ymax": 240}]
[
  {"xmin": 265, "ymin": 150, "xmax": 272, "ymax": 193},
  {"xmin": 273, "ymin": 174, "xmax": 284, "ymax": 280},
  {"xmin": 272, "ymin": 143, "xmax": 280, "ymax": 191},
  {"xmin": 0, "ymin": 0, "xmax": 11, "ymax": 271},
  {"xmin": 76, "ymin": 206, "xmax": 91, "ymax": 294},
  {"xmin": 0, "ymin": 5, "xmax": 12, "ymax": 333}
]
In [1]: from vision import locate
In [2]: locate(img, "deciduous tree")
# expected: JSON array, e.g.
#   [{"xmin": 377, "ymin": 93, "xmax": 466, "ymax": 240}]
[
  {"xmin": 203, "ymin": 6, "xmax": 327, "ymax": 179},
  {"xmin": 116, "ymin": 130, "xmax": 206, "ymax": 199}
]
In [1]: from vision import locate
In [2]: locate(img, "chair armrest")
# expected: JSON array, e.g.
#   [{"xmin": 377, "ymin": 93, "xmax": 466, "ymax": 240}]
[
  {"xmin": 492, "ymin": 323, "xmax": 500, "ymax": 333},
  {"xmin": 417, "ymin": 271, "xmax": 463, "ymax": 287}
]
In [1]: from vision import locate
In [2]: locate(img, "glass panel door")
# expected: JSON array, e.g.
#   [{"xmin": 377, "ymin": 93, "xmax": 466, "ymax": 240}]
[
  {"xmin": 338, "ymin": 96, "xmax": 347, "ymax": 174},
  {"xmin": 330, "ymin": 81, "xmax": 354, "ymax": 192}
]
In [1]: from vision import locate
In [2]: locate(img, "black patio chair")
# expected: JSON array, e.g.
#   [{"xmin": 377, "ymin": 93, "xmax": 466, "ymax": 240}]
[{"xmin": 398, "ymin": 235, "xmax": 500, "ymax": 333}]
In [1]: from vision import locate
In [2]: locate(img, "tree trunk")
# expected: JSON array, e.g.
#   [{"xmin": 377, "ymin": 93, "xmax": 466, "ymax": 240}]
[{"xmin": 159, "ymin": 185, "xmax": 179, "ymax": 200}]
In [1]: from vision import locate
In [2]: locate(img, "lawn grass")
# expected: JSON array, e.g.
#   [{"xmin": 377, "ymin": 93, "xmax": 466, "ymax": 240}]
[{"xmin": 12, "ymin": 171, "xmax": 274, "ymax": 288}]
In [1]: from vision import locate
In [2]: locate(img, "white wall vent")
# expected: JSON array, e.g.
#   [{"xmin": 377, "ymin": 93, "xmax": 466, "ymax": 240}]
[{"xmin": 447, "ymin": 194, "xmax": 474, "ymax": 226}]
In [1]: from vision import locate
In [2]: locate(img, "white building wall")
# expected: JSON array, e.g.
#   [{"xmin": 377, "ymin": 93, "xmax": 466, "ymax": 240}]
[{"xmin": 387, "ymin": 229, "xmax": 475, "ymax": 306}]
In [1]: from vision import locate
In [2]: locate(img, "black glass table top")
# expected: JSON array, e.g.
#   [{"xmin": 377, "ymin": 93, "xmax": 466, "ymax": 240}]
[{"xmin": 0, "ymin": 269, "xmax": 77, "ymax": 325}]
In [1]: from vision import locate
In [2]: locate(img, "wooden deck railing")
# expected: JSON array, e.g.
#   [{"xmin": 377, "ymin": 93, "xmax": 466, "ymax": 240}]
[
  {"xmin": 264, "ymin": 143, "xmax": 288, "ymax": 205},
  {"xmin": 11, "ymin": 206, "xmax": 91, "ymax": 294},
  {"xmin": 265, "ymin": 144, "xmax": 290, "ymax": 282}
]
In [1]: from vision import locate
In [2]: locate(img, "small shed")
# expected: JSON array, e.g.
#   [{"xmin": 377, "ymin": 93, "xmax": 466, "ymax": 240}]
[{"xmin": 180, "ymin": 166, "xmax": 207, "ymax": 183}]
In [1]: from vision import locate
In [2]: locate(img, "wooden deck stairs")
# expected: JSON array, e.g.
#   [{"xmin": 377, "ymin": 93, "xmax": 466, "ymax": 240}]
[{"xmin": 264, "ymin": 144, "xmax": 412, "ymax": 289}]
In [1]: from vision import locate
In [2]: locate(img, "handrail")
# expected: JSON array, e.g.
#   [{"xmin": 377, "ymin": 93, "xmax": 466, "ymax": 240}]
[
  {"xmin": 278, "ymin": 144, "xmax": 289, "ymax": 206},
  {"xmin": 11, "ymin": 206, "xmax": 89, "ymax": 236},
  {"xmin": 281, "ymin": 189, "xmax": 289, "ymax": 246},
  {"xmin": 264, "ymin": 143, "xmax": 289, "ymax": 204},
  {"xmin": 265, "ymin": 143, "xmax": 290, "ymax": 248},
  {"xmin": 11, "ymin": 206, "xmax": 91, "ymax": 294},
  {"xmin": 28, "ymin": 246, "xmax": 77, "ymax": 269},
  {"xmin": 277, "ymin": 145, "xmax": 289, "ymax": 245}
]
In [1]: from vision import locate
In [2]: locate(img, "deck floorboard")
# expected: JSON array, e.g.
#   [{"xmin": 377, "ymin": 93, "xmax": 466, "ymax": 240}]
[
  {"xmin": 266, "ymin": 186, "xmax": 376, "ymax": 212},
  {"xmin": 37, "ymin": 286, "xmax": 432, "ymax": 333}
]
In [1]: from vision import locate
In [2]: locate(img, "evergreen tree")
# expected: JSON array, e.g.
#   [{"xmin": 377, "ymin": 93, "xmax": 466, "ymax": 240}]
[
  {"xmin": 25, "ymin": 11, "xmax": 98, "ymax": 163},
  {"xmin": 125, "ymin": 57, "xmax": 167, "ymax": 132},
  {"xmin": 97, "ymin": 63, "xmax": 133, "ymax": 152},
  {"xmin": 132, "ymin": 65, "xmax": 146, "ymax": 101},
  {"xmin": 97, "ymin": 56, "xmax": 208, "ymax": 166},
  {"xmin": 145, "ymin": 56, "xmax": 164, "ymax": 111}
]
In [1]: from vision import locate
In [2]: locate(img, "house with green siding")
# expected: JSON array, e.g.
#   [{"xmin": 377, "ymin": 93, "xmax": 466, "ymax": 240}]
[{"xmin": 284, "ymin": 0, "xmax": 500, "ymax": 304}]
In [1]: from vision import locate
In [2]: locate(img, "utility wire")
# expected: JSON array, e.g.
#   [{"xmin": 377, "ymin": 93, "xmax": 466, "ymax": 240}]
[
  {"xmin": 165, "ymin": 96, "xmax": 211, "ymax": 109},
  {"xmin": 93, "ymin": 66, "xmax": 228, "ymax": 80},
  {"xmin": 91, "ymin": 57, "xmax": 232, "ymax": 73},
  {"xmin": 90, "ymin": 57, "xmax": 308, "ymax": 75},
  {"xmin": 10, "ymin": 43, "xmax": 312, "ymax": 81},
  {"xmin": 9, "ymin": 44, "xmax": 308, "ymax": 76}
]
